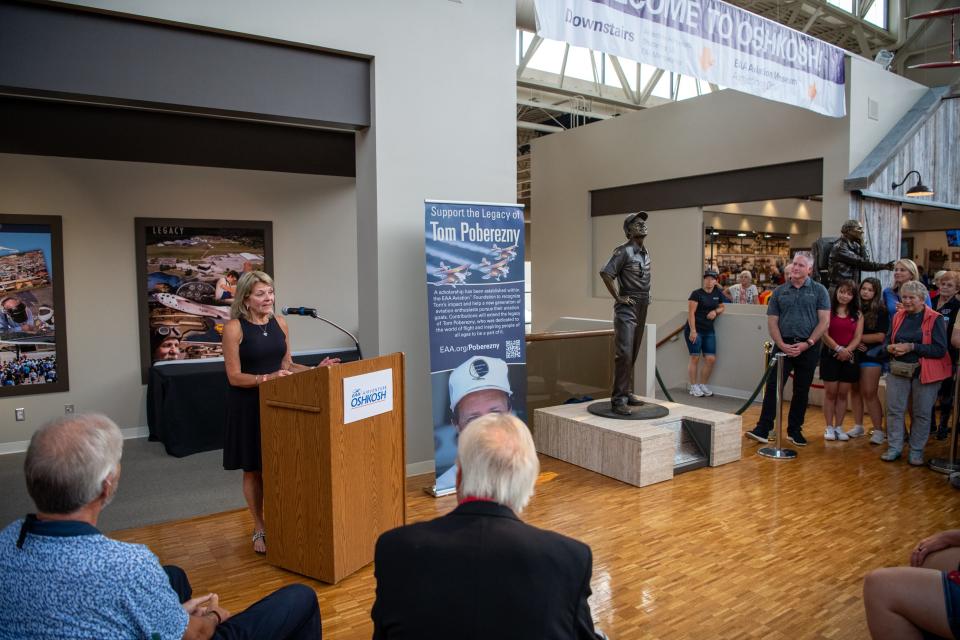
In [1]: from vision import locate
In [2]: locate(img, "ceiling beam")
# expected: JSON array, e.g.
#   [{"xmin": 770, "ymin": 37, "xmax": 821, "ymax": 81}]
[
  {"xmin": 853, "ymin": 23, "xmax": 873, "ymax": 58},
  {"xmin": 516, "ymin": 34, "xmax": 543, "ymax": 77},
  {"xmin": 608, "ymin": 55, "xmax": 638, "ymax": 104},
  {"xmin": 857, "ymin": 0, "xmax": 877, "ymax": 20},
  {"xmin": 517, "ymin": 121, "xmax": 565, "ymax": 133},
  {"xmin": 516, "ymin": 98, "xmax": 613, "ymax": 119},
  {"xmin": 559, "ymin": 43, "xmax": 570, "ymax": 88},
  {"xmin": 518, "ymin": 75, "xmax": 659, "ymax": 110},
  {"xmin": 638, "ymin": 68, "xmax": 665, "ymax": 105},
  {"xmin": 801, "ymin": 8, "xmax": 823, "ymax": 33},
  {"xmin": 589, "ymin": 49, "xmax": 601, "ymax": 96}
]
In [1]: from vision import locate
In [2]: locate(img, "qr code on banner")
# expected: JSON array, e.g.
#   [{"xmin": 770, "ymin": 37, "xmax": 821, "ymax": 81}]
[{"xmin": 505, "ymin": 339, "xmax": 521, "ymax": 360}]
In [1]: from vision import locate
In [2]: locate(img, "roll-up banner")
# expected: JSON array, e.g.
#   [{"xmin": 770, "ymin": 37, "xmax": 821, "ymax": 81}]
[
  {"xmin": 534, "ymin": 0, "xmax": 847, "ymax": 118},
  {"xmin": 424, "ymin": 200, "xmax": 527, "ymax": 496}
]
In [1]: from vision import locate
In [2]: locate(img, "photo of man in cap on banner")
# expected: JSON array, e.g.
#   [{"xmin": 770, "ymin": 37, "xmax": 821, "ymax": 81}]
[{"xmin": 433, "ymin": 354, "xmax": 525, "ymax": 491}]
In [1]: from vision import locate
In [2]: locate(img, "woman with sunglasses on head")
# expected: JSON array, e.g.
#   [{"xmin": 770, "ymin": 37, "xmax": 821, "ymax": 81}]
[
  {"xmin": 882, "ymin": 259, "xmax": 931, "ymax": 323},
  {"xmin": 222, "ymin": 271, "xmax": 339, "ymax": 554}
]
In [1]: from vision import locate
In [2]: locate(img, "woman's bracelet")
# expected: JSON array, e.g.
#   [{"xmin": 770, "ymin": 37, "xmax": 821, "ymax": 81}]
[
  {"xmin": 255, "ymin": 374, "xmax": 262, "ymax": 385},
  {"xmin": 205, "ymin": 610, "xmax": 221, "ymax": 625}
]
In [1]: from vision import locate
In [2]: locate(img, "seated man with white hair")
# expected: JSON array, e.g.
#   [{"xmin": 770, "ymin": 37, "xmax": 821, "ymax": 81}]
[
  {"xmin": 371, "ymin": 413, "xmax": 606, "ymax": 640},
  {"xmin": 0, "ymin": 413, "xmax": 321, "ymax": 640}
]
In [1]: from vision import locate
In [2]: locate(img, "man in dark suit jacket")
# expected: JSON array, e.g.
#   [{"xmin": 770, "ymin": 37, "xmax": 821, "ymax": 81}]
[{"xmin": 371, "ymin": 413, "xmax": 605, "ymax": 640}]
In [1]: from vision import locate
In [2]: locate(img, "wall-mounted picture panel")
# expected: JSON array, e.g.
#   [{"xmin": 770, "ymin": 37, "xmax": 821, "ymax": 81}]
[
  {"xmin": 135, "ymin": 218, "xmax": 273, "ymax": 382},
  {"xmin": 0, "ymin": 214, "xmax": 69, "ymax": 397}
]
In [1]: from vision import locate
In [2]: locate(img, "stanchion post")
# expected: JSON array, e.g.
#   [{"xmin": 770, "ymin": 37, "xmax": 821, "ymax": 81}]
[
  {"xmin": 761, "ymin": 341, "xmax": 773, "ymax": 402},
  {"xmin": 759, "ymin": 352, "xmax": 797, "ymax": 460},
  {"xmin": 930, "ymin": 367, "xmax": 960, "ymax": 474}
]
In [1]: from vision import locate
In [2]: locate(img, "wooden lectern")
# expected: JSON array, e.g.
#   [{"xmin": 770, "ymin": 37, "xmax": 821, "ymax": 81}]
[{"xmin": 259, "ymin": 352, "xmax": 406, "ymax": 584}]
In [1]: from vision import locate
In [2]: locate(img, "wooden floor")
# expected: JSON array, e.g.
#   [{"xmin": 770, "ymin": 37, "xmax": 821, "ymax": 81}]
[{"xmin": 114, "ymin": 404, "xmax": 960, "ymax": 639}]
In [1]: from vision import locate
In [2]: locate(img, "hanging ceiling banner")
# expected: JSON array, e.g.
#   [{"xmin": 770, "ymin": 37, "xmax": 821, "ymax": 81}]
[{"xmin": 534, "ymin": 0, "xmax": 847, "ymax": 117}]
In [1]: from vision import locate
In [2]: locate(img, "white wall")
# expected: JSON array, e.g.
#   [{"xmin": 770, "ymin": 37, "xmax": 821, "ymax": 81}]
[
  {"xmin": 657, "ymin": 306, "xmax": 769, "ymax": 396},
  {"xmin": 848, "ymin": 57, "xmax": 929, "ymax": 172},
  {"xmin": 0, "ymin": 154, "xmax": 357, "ymax": 444},
  {"xmin": 532, "ymin": 88, "xmax": 850, "ymax": 333},
  {"xmin": 48, "ymin": 0, "xmax": 517, "ymax": 469},
  {"xmin": 590, "ymin": 207, "xmax": 703, "ymax": 302}
]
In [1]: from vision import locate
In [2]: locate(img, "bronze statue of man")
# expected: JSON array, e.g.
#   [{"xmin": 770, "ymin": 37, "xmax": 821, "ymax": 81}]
[
  {"xmin": 828, "ymin": 219, "xmax": 894, "ymax": 287},
  {"xmin": 600, "ymin": 212, "xmax": 651, "ymax": 416}
]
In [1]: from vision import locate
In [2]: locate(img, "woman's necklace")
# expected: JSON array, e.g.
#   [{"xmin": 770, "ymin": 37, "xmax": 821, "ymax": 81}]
[{"xmin": 251, "ymin": 315, "xmax": 270, "ymax": 336}]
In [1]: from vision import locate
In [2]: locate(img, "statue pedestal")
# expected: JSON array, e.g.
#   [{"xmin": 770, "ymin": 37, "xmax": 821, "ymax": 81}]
[{"xmin": 532, "ymin": 397, "xmax": 742, "ymax": 488}]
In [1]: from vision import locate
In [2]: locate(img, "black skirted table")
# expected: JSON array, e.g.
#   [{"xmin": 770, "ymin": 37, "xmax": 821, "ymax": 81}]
[{"xmin": 147, "ymin": 349, "xmax": 359, "ymax": 457}]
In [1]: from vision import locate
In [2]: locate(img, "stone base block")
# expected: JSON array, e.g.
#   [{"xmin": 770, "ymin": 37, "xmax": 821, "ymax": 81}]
[{"xmin": 532, "ymin": 396, "xmax": 741, "ymax": 488}]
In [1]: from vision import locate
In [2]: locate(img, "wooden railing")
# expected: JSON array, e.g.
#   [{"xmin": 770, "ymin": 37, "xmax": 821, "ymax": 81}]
[
  {"xmin": 525, "ymin": 329, "xmax": 613, "ymax": 342},
  {"xmin": 525, "ymin": 324, "xmax": 685, "ymax": 347},
  {"xmin": 656, "ymin": 324, "xmax": 686, "ymax": 348}
]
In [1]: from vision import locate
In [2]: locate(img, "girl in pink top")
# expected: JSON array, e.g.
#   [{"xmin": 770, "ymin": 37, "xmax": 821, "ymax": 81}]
[{"xmin": 821, "ymin": 280, "xmax": 864, "ymax": 441}]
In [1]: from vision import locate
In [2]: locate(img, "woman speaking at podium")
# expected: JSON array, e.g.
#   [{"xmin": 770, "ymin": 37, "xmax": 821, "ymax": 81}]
[{"xmin": 222, "ymin": 271, "xmax": 338, "ymax": 554}]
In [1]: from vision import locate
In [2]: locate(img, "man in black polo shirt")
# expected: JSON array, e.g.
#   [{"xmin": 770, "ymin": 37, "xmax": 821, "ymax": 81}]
[
  {"xmin": 746, "ymin": 253, "xmax": 830, "ymax": 446},
  {"xmin": 600, "ymin": 212, "xmax": 652, "ymax": 416}
]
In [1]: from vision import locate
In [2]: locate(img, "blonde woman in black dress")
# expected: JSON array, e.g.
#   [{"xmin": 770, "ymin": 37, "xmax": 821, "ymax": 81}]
[{"xmin": 222, "ymin": 271, "xmax": 338, "ymax": 553}]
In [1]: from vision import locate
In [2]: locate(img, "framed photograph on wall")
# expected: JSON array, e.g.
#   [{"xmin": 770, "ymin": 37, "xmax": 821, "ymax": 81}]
[
  {"xmin": 0, "ymin": 214, "xmax": 69, "ymax": 397},
  {"xmin": 135, "ymin": 218, "xmax": 273, "ymax": 382}
]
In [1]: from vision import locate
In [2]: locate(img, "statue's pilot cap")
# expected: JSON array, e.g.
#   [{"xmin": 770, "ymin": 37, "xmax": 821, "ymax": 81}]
[{"xmin": 623, "ymin": 211, "xmax": 649, "ymax": 236}]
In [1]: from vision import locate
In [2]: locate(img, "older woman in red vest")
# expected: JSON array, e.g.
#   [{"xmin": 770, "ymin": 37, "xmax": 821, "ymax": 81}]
[{"xmin": 883, "ymin": 280, "xmax": 953, "ymax": 465}]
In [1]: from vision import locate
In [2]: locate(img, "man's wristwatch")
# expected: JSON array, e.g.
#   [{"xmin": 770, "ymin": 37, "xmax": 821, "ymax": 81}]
[{"xmin": 806, "ymin": 338, "xmax": 816, "ymax": 347}]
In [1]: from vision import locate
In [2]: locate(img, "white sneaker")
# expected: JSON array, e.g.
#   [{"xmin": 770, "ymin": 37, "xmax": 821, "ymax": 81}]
[
  {"xmin": 846, "ymin": 424, "xmax": 865, "ymax": 438},
  {"xmin": 870, "ymin": 429, "xmax": 885, "ymax": 445},
  {"xmin": 835, "ymin": 427, "xmax": 850, "ymax": 441},
  {"xmin": 699, "ymin": 384, "xmax": 714, "ymax": 397},
  {"xmin": 824, "ymin": 426, "xmax": 837, "ymax": 441},
  {"xmin": 689, "ymin": 384, "xmax": 704, "ymax": 397}
]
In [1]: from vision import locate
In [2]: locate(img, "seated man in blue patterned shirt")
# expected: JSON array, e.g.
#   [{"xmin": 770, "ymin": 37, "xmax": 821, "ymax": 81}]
[{"xmin": 0, "ymin": 413, "xmax": 321, "ymax": 640}]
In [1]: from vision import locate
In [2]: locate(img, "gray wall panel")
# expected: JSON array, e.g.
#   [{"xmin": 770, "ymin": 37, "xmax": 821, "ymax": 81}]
[
  {"xmin": 591, "ymin": 159, "xmax": 824, "ymax": 216},
  {"xmin": 0, "ymin": 1, "xmax": 369, "ymax": 129}
]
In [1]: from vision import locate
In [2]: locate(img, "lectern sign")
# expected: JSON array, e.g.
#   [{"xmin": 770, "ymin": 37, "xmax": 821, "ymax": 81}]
[{"xmin": 343, "ymin": 369, "xmax": 393, "ymax": 424}]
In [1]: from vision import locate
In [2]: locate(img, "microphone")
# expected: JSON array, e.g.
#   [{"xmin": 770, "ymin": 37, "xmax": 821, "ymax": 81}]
[
  {"xmin": 281, "ymin": 306, "xmax": 362, "ymax": 360},
  {"xmin": 281, "ymin": 306, "xmax": 317, "ymax": 316}
]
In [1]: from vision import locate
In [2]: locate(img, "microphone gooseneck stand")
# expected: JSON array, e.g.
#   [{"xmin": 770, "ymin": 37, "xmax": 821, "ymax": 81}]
[{"xmin": 307, "ymin": 311, "xmax": 363, "ymax": 361}]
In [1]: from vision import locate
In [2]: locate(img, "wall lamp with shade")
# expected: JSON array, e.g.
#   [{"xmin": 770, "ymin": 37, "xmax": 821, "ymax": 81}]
[{"xmin": 892, "ymin": 170, "xmax": 934, "ymax": 197}]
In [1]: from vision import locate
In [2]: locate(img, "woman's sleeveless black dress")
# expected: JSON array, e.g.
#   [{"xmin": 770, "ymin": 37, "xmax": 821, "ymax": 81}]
[{"xmin": 223, "ymin": 316, "xmax": 285, "ymax": 471}]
